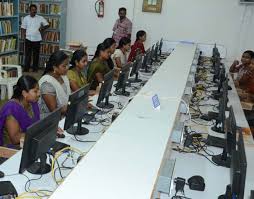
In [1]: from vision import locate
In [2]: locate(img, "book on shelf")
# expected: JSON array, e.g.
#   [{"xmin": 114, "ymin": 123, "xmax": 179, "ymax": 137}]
[
  {"xmin": 0, "ymin": 37, "xmax": 16, "ymax": 53},
  {"xmin": 43, "ymin": 32, "xmax": 59, "ymax": 42},
  {"xmin": 39, "ymin": 56, "xmax": 48, "ymax": 68},
  {"xmin": 0, "ymin": 20, "xmax": 12, "ymax": 35},
  {"xmin": 20, "ymin": 2, "xmax": 61, "ymax": 15},
  {"xmin": 45, "ymin": 17, "xmax": 60, "ymax": 29},
  {"xmin": 19, "ymin": 2, "xmax": 29, "ymax": 14},
  {"xmin": 0, "ymin": 54, "xmax": 18, "ymax": 65},
  {"xmin": 40, "ymin": 43, "xmax": 59, "ymax": 55},
  {"xmin": 0, "ymin": 2, "xmax": 14, "ymax": 16}
]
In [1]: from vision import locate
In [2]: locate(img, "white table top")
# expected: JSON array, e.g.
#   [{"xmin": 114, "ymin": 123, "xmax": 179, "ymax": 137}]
[{"xmin": 49, "ymin": 43, "xmax": 197, "ymax": 199}]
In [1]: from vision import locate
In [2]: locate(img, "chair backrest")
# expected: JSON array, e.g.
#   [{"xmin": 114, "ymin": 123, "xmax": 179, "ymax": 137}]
[{"xmin": 0, "ymin": 65, "xmax": 22, "ymax": 80}]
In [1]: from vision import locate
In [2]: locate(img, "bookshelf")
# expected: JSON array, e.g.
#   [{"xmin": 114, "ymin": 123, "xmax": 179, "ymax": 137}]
[
  {"xmin": 19, "ymin": 0, "xmax": 67, "ymax": 68},
  {"xmin": 0, "ymin": 0, "xmax": 19, "ymax": 65}
]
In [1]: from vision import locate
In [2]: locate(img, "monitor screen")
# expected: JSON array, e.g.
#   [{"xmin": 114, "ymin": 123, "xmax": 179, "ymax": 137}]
[
  {"xmin": 64, "ymin": 84, "xmax": 90, "ymax": 132},
  {"xmin": 19, "ymin": 108, "xmax": 61, "ymax": 174}
]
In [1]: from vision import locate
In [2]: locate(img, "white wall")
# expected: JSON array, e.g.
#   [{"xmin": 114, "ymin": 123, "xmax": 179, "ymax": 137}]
[
  {"xmin": 66, "ymin": 0, "xmax": 254, "ymax": 60},
  {"xmin": 66, "ymin": 0, "xmax": 135, "ymax": 51}
]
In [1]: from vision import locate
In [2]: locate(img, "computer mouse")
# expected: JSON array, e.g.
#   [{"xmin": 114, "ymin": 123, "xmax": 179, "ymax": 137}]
[
  {"xmin": 0, "ymin": 170, "xmax": 5, "ymax": 178},
  {"xmin": 187, "ymin": 175, "xmax": 205, "ymax": 191},
  {"xmin": 57, "ymin": 133, "xmax": 65, "ymax": 139}
]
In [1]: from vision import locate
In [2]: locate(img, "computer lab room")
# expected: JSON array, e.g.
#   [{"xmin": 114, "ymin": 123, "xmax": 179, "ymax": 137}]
[{"xmin": 0, "ymin": 0, "xmax": 254, "ymax": 198}]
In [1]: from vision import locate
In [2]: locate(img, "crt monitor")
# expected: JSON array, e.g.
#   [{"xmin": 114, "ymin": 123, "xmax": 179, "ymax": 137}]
[
  {"xmin": 64, "ymin": 84, "xmax": 90, "ymax": 136},
  {"xmin": 96, "ymin": 70, "xmax": 114, "ymax": 109},
  {"xmin": 129, "ymin": 54, "xmax": 143, "ymax": 83},
  {"xmin": 115, "ymin": 63, "xmax": 131, "ymax": 96},
  {"xmin": 19, "ymin": 108, "xmax": 61, "ymax": 175}
]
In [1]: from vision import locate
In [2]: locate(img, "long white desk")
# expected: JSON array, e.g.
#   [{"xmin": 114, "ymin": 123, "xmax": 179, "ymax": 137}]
[
  {"xmin": 162, "ymin": 58, "xmax": 254, "ymax": 199},
  {"xmin": 49, "ymin": 43, "xmax": 197, "ymax": 199}
]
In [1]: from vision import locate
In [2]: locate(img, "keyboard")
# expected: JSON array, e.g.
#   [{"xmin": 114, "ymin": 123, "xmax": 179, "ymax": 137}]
[
  {"xmin": 50, "ymin": 141, "xmax": 70, "ymax": 155},
  {"xmin": 206, "ymin": 135, "xmax": 225, "ymax": 148}
]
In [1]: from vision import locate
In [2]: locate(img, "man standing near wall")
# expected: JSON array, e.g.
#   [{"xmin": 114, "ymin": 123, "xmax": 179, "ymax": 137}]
[
  {"xmin": 21, "ymin": 4, "xmax": 49, "ymax": 72},
  {"xmin": 112, "ymin": 7, "xmax": 132, "ymax": 44}
]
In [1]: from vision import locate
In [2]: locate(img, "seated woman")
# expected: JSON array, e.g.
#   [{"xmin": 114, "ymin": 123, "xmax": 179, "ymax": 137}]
[
  {"xmin": 103, "ymin": 38, "xmax": 117, "ymax": 70},
  {"xmin": 39, "ymin": 50, "xmax": 71, "ymax": 119},
  {"xmin": 0, "ymin": 75, "xmax": 40, "ymax": 147},
  {"xmin": 67, "ymin": 49, "xmax": 96, "ymax": 97},
  {"xmin": 230, "ymin": 50, "xmax": 253, "ymax": 80},
  {"xmin": 67, "ymin": 49, "xmax": 88, "ymax": 91},
  {"xmin": 128, "ymin": 30, "xmax": 146, "ymax": 62},
  {"xmin": 87, "ymin": 43, "xmax": 111, "ymax": 90},
  {"xmin": 112, "ymin": 37, "xmax": 131, "ymax": 79}
]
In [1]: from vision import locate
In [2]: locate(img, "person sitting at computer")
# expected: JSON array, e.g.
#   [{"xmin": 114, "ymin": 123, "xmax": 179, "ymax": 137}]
[
  {"xmin": 0, "ymin": 75, "xmax": 40, "ymax": 147},
  {"xmin": 128, "ymin": 30, "xmax": 146, "ymax": 62},
  {"xmin": 238, "ymin": 55, "xmax": 254, "ymax": 92},
  {"xmin": 67, "ymin": 49, "xmax": 96, "ymax": 98},
  {"xmin": 103, "ymin": 38, "xmax": 117, "ymax": 70},
  {"xmin": 230, "ymin": 50, "xmax": 253, "ymax": 79},
  {"xmin": 112, "ymin": 37, "xmax": 131, "ymax": 79},
  {"xmin": 39, "ymin": 50, "xmax": 71, "ymax": 119},
  {"xmin": 87, "ymin": 43, "xmax": 111, "ymax": 90}
]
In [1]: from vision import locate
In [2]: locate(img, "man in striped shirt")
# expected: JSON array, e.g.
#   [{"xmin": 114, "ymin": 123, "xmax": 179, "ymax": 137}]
[{"xmin": 112, "ymin": 7, "xmax": 132, "ymax": 44}]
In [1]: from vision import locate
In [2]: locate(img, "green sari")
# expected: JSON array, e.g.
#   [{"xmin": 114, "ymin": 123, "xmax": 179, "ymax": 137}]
[{"xmin": 87, "ymin": 58, "xmax": 110, "ymax": 90}]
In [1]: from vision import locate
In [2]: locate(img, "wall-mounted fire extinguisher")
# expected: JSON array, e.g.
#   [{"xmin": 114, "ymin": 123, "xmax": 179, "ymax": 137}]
[{"xmin": 95, "ymin": 0, "xmax": 104, "ymax": 18}]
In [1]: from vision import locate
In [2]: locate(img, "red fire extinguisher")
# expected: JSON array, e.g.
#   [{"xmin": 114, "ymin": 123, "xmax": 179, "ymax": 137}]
[{"xmin": 95, "ymin": 0, "xmax": 104, "ymax": 18}]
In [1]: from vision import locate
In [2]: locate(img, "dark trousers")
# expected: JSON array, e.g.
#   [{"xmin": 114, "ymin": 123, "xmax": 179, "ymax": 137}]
[{"xmin": 24, "ymin": 39, "xmax": 41, "ymax": 71}]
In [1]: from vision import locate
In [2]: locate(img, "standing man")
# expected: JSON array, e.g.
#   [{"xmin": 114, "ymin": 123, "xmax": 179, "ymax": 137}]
[
  {"xmin": 21, "ymin": 4, "xmax": 49, "ymax": 72},
  {"xmin": 112, "ymin": 7, "xmax": 132, "ymax": 45}
]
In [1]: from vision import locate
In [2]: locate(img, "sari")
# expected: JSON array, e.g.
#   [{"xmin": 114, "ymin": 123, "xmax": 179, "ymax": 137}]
[{"xmin": 0, "ymin": 100, "xmax": 40, "ymax": 146}]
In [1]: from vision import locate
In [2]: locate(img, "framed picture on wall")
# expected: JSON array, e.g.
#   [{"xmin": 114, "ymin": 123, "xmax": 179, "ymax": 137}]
[{"xmin": 142, "ymin": 0, "xmax": 163, "ymax": 13}]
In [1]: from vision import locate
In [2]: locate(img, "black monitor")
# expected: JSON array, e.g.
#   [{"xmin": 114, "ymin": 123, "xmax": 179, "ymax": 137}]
[
  {"xmin": 115, "ymin": 63, "xmax": 131, "ymax": 96},
  {"xmin": 140, "ymin": 48, "xmax": 152, "ymax": 73},
  {"xmin": 230, "ymin": 131, "xmax": 247, "ymax": 199},
  {"xmin": 129, "ymin": 54, "xmax": 143, "ymax": 83},
  {"xmin": 159, "ymin": 38, "xmax": 163, "ymax": 56},
  {"xmin": 19, "ymin": 108, "xmax": 61, "ymax": 175},
  {"xmin": 149, "ymin": 45, "xmax": 155, "ymax": 65},
  {"xmin": 212, "ymin": 106, "xmax": 237, "ymax": 168},
  {"xmin": 220, "ymin": 131, "xmax": 247, "ymax": 199},
  {"xmin": 96, "ymin": 70, "xmax": 114, "ymax": 109},
  {"xmin": 154, "ymin": 42, "xmax": 160, "ymax": 62},
  {"xmin": 212, "ymin": 80, "xmax": 228, "ymax": 134},
  {"xmin": 64, "ymin": 84, "xmax": 90, "ymax": 136}
]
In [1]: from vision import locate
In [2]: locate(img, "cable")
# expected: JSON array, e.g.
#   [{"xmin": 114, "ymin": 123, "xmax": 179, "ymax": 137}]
[{"xmin": 51, "ymin": 146, "xmax": 84, "ymax": 185}]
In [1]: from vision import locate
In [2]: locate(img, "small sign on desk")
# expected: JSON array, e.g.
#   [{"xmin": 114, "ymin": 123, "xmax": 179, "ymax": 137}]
[{"xmin": 152, "ymin": 94, "xmax": 160, "ymax": 110}]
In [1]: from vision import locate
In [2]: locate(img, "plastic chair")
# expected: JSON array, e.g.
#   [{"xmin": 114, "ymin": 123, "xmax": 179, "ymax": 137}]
[{"xmin": 0, "ymin": 65, "xmax": 22, "ymax": 100}]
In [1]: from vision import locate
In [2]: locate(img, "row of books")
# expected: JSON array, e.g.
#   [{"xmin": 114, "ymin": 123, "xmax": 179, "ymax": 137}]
[
  {"xmin": 0, "ymin": 2, "xmax": 14, "ymax": 16},
  {"xmin": 45, "ymin": 17, "xmax": 60, "ymax": 29},
  {"xmin": 0, "ymin": 20, "xmax": 12, "ymax": 35},
  {"xmin": 43, "ymin": 32, "xmax": 60, "ymax": 42},
  {"xmin": 0, "ymin": 54, "xmax": 18, "ymax": 65},
  {"xmin": 0, "ymin": 37, "xmax": 16, "ymax": 53},
  {"xmin": 20, "ymin": 2, "xmax": 61, "ymax": 15},
  {"xmin": 19, "ymin": 54, "xmax": 49, "ymax": 68},
  {"xmin": 40, "ymin": 43, "xmax": 59, "ymax": 55}
]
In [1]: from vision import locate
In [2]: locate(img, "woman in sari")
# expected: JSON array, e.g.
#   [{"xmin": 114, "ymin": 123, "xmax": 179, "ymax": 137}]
[{"xmin": 0, "ymin": 75, "xmax": 40, "ymax": 147}]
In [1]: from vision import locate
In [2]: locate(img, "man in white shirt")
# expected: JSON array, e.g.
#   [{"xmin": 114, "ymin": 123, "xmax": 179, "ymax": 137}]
[{"xmin": 21, "ymin": 4, "xmax": 49, "ymax": 72}]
